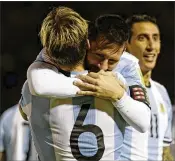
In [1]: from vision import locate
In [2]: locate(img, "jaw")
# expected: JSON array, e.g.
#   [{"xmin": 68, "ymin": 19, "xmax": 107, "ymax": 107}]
[{"xmin": 140, "ymin": 60, "xmax": 156, "ymax": 74}]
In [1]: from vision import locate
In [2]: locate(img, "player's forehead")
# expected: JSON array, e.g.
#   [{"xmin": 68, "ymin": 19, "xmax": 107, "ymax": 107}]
[
  {"xmin": 132, "ymin": 22, "xmax": 160, "ymax": 36},
  {"xmin": 90, "ymin": 38, "xmax": 124, "ymax": 58}
]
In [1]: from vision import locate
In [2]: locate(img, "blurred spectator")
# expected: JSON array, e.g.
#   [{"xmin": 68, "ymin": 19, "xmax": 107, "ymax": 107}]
[{"xmin": 0, "ymin": 104, "xmax": 37, "ymax": 161}]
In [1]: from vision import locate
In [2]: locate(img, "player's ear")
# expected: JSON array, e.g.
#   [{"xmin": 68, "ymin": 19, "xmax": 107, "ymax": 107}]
[{"xmin": 86, "ymin": 39, "xmax": 90, "ymax": 50}]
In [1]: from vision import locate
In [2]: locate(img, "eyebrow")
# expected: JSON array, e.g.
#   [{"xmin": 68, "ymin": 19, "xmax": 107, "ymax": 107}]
[
  {"xmin": 94, "ymin": 52, "xmax": 105, "ymax": 58},
  {"xmin": 138, "ymin": 33, "xmax": 160, "ymax": 37}
]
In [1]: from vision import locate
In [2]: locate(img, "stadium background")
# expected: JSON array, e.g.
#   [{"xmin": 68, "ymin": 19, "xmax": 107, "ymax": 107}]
[{"xmin": 0, "ymin": 1, "xmax": 174, "ymax": 114}]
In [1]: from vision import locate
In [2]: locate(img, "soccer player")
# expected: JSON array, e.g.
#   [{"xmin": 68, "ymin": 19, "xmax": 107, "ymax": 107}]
[
  {"xmin": 73, "ymin": 14, "xmax": 152, "ymax": 160},
  {"xmin": 21, "ymin": 12, "xmax": 151, "ymax": 160},
  {"xmin": 126, "ymin": 14, "xmax": 173, "ymax": 161},
  {"xmin": 20, "ymin": 6, "xmax": 131, "ymax": 160},
  {"xmin": 0, "ymin": 104, "xmax": 37, "ymax": 161}
]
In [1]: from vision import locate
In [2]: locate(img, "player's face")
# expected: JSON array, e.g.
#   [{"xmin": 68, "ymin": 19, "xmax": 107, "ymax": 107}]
[
  {"xmin": 87, "ymin": 39, "xmax": 126, "ymax": 72},
  {"xmin": 127, "ymin": 22, "xmax": 161, "ymax": 75}
]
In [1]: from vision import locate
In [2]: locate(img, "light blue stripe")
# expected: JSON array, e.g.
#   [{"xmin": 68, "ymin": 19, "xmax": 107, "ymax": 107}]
[
  {"xmin": 31, "ymin": 96, "xmax": 56, "ymax": 161},
  {"xmin": 119, "ymin": 127, "xmax": 133, "ymax": 160},
  {"xmin": 114, "ymin": 109, "xmax": 125, "ymax": 159},
  {"xmin": 148, "ymin": 136, "xmax": 159, "ymax": 160}
]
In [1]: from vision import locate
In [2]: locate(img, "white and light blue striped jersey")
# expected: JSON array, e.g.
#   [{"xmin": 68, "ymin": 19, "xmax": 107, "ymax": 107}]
[
  {"xmin": 26, "ymin": 50, "xmax": 150, "ymax": 160},
  {"xmin": 0, "ymin": 105, "xmax": 37, "ymax": 161},
  {"xmin": 113, "ymin": 52, "xmax": 150, "ymax": 160},
  {"xmin": 146, "ymin": 79, "xmax": 172, "ymax": 160},
  {"xmin": 20, "ymin": 71, "xmax": 129, "ymax": 161}
]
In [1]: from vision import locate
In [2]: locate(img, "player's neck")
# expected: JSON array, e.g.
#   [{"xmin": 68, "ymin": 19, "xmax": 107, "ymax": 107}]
[
  {"xmin": 143, "ymin": 71, "xmax": 152, "ymax": 87},
  {"xmin": 59, "ymin": 63, "xmax": 85, "ymax": 72}
]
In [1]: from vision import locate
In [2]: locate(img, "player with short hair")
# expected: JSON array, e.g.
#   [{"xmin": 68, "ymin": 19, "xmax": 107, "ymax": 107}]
[
  {"xmin": 74, "ymin": 14, "xmax": 152, "ymax": 160},
  {"xmin": 126, "ymin": 14, "xmax": 173, "ymax": 161},
  {"xmin": 0, "ymin": 105, "xmax": 37, "ymax": 161}
]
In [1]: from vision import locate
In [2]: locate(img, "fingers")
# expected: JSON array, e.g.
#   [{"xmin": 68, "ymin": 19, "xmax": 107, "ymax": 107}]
[
  {"xmin": 87, "ymin": 72, "xmax": 100, "ymax": 79},
  {"xmin": 87, "ymin": 70, "xmax": 114, "ymax": 78},
  {"xmin": 73, "ymin": 81, "xmax": 98, "ymax": 91},
  {"xmin": 118, "ymin": 79, "xmax": 127, "ymax": 90},
  {"xmin": 98, "ymin": 70, "xmax": 115, "ymax": 77},
  {"xmin": 76, "ymin": 90, "xmax": 96, "ymax": 96},
  {"xmin": 77, "ymin": 90, "xmax": 107, "ymax": 100},
  {"xmin": 98, "ymin": 70, "xmax": 106, "ymax": 75},
  {"xmin": 76, "ymin": 75, "xmax": 98, "ymax": 85}
]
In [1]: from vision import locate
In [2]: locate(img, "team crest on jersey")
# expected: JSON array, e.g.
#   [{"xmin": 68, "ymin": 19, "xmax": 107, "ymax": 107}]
[{"xmin": 160, "ymin": 103, "xmax": 165, "ymax": 113}]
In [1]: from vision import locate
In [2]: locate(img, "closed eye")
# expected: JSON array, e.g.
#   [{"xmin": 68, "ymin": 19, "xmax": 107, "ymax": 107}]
[
  {"xmin": 137, "ymin": 35, "xmax": 147, "ymax": 41},
  {"xmin": 94, "ymin": 53, "xmax": 104, "ymax": 60},
  {"xmin": 108, "ymin": 59, "xmax": 116, "ymax": 64}
]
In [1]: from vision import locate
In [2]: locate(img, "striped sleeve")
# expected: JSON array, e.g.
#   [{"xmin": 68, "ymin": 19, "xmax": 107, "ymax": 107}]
[{"xmin": 115, "ymin": 52, "xmax": 150, "ymax": 107}]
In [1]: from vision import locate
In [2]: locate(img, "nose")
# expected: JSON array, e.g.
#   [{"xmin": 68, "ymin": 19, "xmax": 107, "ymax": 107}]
[
  {"xmin": 99, "ymin": 59, "xmax": 109, "ymax": 71},
  {"xmin": 146, "ymin": 38, "xmax": 155, "ymax": 51}
]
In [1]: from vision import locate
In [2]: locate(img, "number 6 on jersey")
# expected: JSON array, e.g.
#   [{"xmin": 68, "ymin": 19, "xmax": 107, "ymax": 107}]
[{"xmin": 70, "ymin": 104, "xmax": 105, "ymax": 161}]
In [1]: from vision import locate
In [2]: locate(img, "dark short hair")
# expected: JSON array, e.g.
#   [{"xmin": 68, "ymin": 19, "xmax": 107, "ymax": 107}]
[
  {"xmin": 126, "ymin": 14, "xmax": 158, "ymax": 42},
  {"xmin": 88, "ymin": 14, "xmax": 129, "ymax": 46}
]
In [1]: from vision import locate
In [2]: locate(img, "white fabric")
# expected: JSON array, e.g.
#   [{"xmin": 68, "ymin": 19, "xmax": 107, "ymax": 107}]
[
  {"xmin": 21, "ymin": 75, "xmax": 127, "ymax": 160},
  {"xmin": 27, "ymin": 62, "xmax": 80, "ymax": 98},
  {"xmin": 0, "ymin": 105, "xmax": 37, "ymax": 161},
  {"xmin": 113, "ymin": 92, "xmax": 150, "ymax": 133}
]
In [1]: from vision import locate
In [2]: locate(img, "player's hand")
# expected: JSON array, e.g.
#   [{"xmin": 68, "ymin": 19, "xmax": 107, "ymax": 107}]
[{"xmin": 73, "ymin": 70, "xmax": 125, "ymax": 102}]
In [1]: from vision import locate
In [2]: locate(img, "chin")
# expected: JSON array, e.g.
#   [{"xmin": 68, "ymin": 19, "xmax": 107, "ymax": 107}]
[{"xmin": 144, "ymin": 65, "xmax": 155, "ymax": 72}]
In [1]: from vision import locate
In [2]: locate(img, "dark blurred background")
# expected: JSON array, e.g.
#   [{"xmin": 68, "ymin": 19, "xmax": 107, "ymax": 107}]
[{"xmin": 0, "ymin": 1, "xmax": 174, "ymax": 114}]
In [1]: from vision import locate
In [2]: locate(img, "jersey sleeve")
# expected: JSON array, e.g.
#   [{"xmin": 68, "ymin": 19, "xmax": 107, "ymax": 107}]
[
  {"xmin": 112, "ymin": 72, "xmax": 151, "ymax": 133},
  {"xmin": 112, "ymin": 53, "xmax": 151, "ymax": 133},
  {"xmin": 27, "ymin": 62, "xmax": 81, "ymax": 98},
  {"xmin": 115, "ymin": 52, "xmax": 150, "ymax": 107}
]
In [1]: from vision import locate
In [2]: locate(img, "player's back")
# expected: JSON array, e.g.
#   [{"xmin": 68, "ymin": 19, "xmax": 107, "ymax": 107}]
[{"xmin": 21, "ymin": 81, "xmax": 126, "ymax": 161}]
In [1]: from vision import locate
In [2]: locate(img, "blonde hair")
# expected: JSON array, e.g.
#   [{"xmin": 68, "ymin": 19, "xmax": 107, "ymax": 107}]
[{"xmin": 39, "ymin": 6, "xmax": 88, "ymax": 66}]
